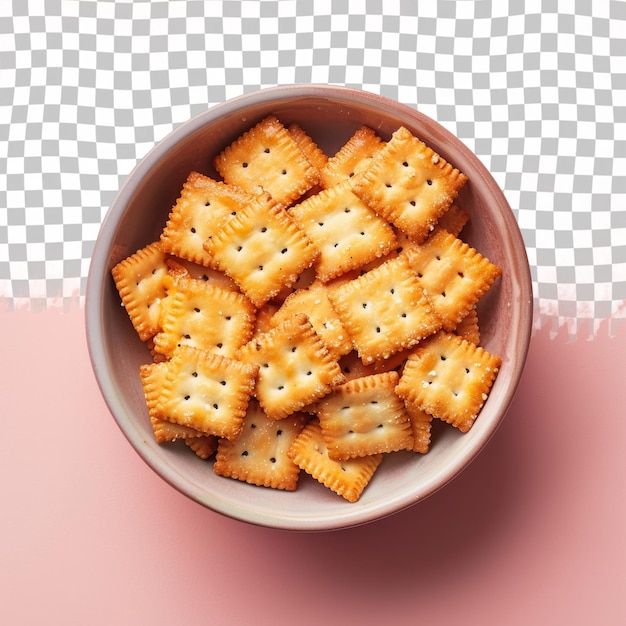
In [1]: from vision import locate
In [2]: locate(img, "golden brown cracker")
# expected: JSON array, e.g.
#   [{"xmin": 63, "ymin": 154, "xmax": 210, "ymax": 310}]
[
  {"xmin": 203, "ymin": 196, "xmax": 319, "ymax": 307},
  {"xmin": 404, "ymin": 401, "xmax": 433, "ymax": 454},
  {"xmin": 111, "ymin": 241, "xmax": 169, "ymax": 342},
  {"xmin": 270, "ymin": 279, "xmax": 353, "ymax": 359},
  {"xmin": 396, "ymin": 331, "xmax": 501, "ymax": 433},
  {"xmin": 140, "ymin": 362, "xmax": 206, "ymax": 443},
  {"xmin": 152, "ymin": 345, "xmax": 258, "ymax": 440},
  {"xmin": 454, "ymin": 306, "xmax": 480, "ymax": 345},
  {"xmin": 351, "ymin": 126, "xmax": 468, "ymax": 242},
  {"xmin": 287, "ymin": 418, "xmax": 383, "ymax": 502},
  {"xmin": 160, "ymin": 172, "xmax": 260, "ymax": 267},
  {"xmin": 436, "ymin": 203, "xmax": 470, "ymax": 237},
  {"xmin": 314, "ymin": 371, "xmax": 414, "ymax": 461},
  {"xmin": 405, "ymin": 228, "xmax": 501, "ymax": 331},
  {"xmin": 214, "ymin": 400, "xmax": 308, "ymax": 490},
  {"xmin": 241, "ymin": 313, "xmax": 345, "ymax": 420},
  {"xmin": 327, "ymin": 255, "xmax": 443, "ymax": 364},
  {"xmin": 289, "ymin": 180, "xmax": 398, "ymax": 282},
  {"xmin": 152, "ymin": 275, "xmax": 256, "ymax": 359},
  {"xmin": 213, "ymin": 115, "xmax": 319, "ymax": 207}
]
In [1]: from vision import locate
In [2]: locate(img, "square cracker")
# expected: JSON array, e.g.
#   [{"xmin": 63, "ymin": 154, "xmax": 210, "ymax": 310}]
[
  {"xmin": 140, "ymin": 362, "xmax": 206, "ymax": 443},
  {"xmin": 213, "ymin": 400, "xmax": 308, "ymax": 491},
  {"xmin": 160, "ymin": 171, "xmax": 262, "ymax": 268},
  {"xmin": 287, "ymin": 418, "xmax": 383, "ymax": 503},
  {"xmin": 327, "ymin": 255, "xmax": 442, "ymax": 364},
  {"xmin": 270, "ymin": 279, "xmax": 353, "ymax": 360},
  {"xmin": 289, "ymin": 180, "xmax": 398, "ymax": 282},
  {"xmin": 152, "ymin": 274, "xmax": 256, "ymax": 359},
  {"xmin": 395, "ymin": 331, "xmax": 501, "ymax": 433},
  {"xmin": 111, "ymin": 241, "xmax": 169, "ymax": 342},
  {"xmin": 152, "ymin": 345, "xmax": 258, "ymax": 440},
  {"xmin": 319, "ymin": 125, "xmax": 385, "ymax": 189},
  {"xmin": 203, "ymin": 196, "xmax": 319, "ymax": 307},
  {"xmin": 404, "ymin": 228, "xmax": 501, "ymax": 331},
  {"xmin": 240, "ymin": 313, "xmax": 345, "ymax": 421},
  {"xmin": 351, "ymin": 126, "xmax": 468, "ymax": 243},
  {"xmin": 213, "ymin": 115, "xmax": 319, "ymax": 208},
  {"xmin": 314, "ymin": 371, "xmax": 414, "ymax": 461}
]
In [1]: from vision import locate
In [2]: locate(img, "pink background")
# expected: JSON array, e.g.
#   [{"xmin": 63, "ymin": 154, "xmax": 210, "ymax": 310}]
[{"xmin": 1, "ymin": 306, "xmax": 624, "ymax": 625}]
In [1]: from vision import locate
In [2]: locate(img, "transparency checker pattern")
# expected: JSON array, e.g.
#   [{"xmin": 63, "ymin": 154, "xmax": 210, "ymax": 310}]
[{"xmin": 1, "ymin": 0, "xmax": 625, "ymax": 338}]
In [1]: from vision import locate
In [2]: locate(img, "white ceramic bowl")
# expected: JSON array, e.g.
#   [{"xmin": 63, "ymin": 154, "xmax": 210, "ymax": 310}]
[{"xmin": 86, "ymin": 85, "xmax": 533, "ymax": 531}]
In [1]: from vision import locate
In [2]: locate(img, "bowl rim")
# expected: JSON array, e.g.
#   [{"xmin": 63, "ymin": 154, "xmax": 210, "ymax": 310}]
[{"xmin": 86, "ymin": 84, "xmax": 533, "ymax": 531}]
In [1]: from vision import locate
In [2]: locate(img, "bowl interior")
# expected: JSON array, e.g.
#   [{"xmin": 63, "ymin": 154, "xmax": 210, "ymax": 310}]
[{"xmin": 86, "ymin": 85, "xmax": 532, "ymax": 531}]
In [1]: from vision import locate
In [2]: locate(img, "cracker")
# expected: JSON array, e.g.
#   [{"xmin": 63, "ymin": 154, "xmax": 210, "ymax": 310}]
[
  {"xmin": 404, "ymin": 228, "xmax": 501, "ymax": 331},
  {"xmin": 213, "ymin": 400, "xmax": 308, "ymax": 490},
  {"xmin": 454, "ymin": 306, "xmax": 480, "ymax": 345},
  {"xmin": 160, "ymin": 172, "xmax": 261, "ymax": 268},
  {"xmin": 146, "ymin": 338, "xmax": 169, "ymax": 364},
  {"xmin": 396, "ymin": 331, "xmax": 501, "ymax": 433},
  {"xmin": 240, "ymin": 313, "xmax": 345, "ymax": 420},
  {"xmin": 351, "ymin": 126, "xmax": 468, "ymax": 242},
  {"xmin": 436, "ymin": 203, "xmax": 470, "ymax": 237},
  {"xmin": 404, "ymin": 401, "xmax": 433, "ymax": 454},
  {"xmin": 111, "ymin": 241, "xmax": 169, "ymax": 342},
  {"xmin": 152, "ymin": 345, "xmax": 258, "ymax": 440},
  {"xmin": 319, "ymin": 125, "xmax": 385, "ymax": 189},
  {"xmin": 327, "ymin": 255, "xmax": 442, "ymax": 364},
  {"xmin": 139, "ymin": 362, "xmax": 206, "ymax": 443},
  {"xmin": 152, "ymin": 274, "xmax": 256, "ymax": 359},
  {"xmin": 270, "ymin": 279, "xmax": 353, "ymax": 360},
  {"xmin": 289, "ymin": 180, "xmax": 398, "ymax": 282},
  {"xmin": 185, "ymin": 435, "xmax": 219, "ymax": 460},
  {"xmin": 213, "ymin": 115, "xmax": 319, "ymax": 208},
  {"xmin": 287, "ymin": 419, "xmax": 383, "ymax": 502},
  {"xmin": 314, "ymin": 371, "xmax": 414, "ymax": 461},
  {"xmin": 287, "ymin": 123, "xmax": 328, "ymax": 173},
  {"xmin": 203, "ymin": 196, "xmax": 319, "ymax": 307}
]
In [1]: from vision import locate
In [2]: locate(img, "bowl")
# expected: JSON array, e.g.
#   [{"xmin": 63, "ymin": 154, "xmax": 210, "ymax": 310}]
[{"xmin": 86, "ymin": 84, "xmax": 533, "ymax": 531}]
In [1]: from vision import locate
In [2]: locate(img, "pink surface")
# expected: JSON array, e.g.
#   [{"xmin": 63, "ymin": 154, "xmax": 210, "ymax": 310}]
[{"xmin": 1, "ymin": 307, "xmax": 624, "ymax": 625}]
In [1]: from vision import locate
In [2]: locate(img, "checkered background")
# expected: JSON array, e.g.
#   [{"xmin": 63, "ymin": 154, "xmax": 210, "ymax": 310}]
[{"xmin": 1, "ymin": 0, "xmax": 625, "ymax": 338}]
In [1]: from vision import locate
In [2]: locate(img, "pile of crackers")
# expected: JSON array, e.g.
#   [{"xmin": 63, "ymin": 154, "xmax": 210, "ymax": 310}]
[{"xmin": 112, "ymin": 116, "xmax": 502, "ymax": 503}]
